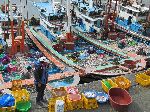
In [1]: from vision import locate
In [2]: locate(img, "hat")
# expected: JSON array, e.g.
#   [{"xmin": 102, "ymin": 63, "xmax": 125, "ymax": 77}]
[{"xmin": 38, "ymin": 57, "xmax": 49, "ymax": 63}]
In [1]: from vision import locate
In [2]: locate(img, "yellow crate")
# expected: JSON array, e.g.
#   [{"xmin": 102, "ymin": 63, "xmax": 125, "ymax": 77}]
[
  {"xmin": 101, "ymin": 79, "xmax": 118, "ymax": 93},
  {"xmin": 12, "ymin": 80, "xmax": 22, "ymax": 91},
  {"xmin": 48, "ymin": 96, "xmax": 67, "ymax": 112},
  {"xmin": 135, "ymin": 73, "xmax": 150, "ymax": 86},
  {"xmin": 82, "ymin": 94, "xmax": 98, "ymax": 109},
  {"xmin": 51, "ymin": 87, "xmax": 67, "ymax": 97},
  {"xmin": 66, "ymin": 94, "xmax": 84, "ymax": 111},
  {"xmin": 113, "ymin": 76, "xmax": 131, "ymax": 90},
  {"xmin": 11, "ymin": 89, "xmax": 30, "ymax": 102},
  {"xmin": 0, "ymin": 100, "xmax": 16, "ymax": 112}
]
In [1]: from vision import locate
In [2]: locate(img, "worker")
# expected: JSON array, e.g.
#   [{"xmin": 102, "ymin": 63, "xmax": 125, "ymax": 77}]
[
  {"xmin": 22, "ymin": 66, "xmax": 33, "ymax": 79},
  {"xmin": 145, "ymin": 58, "xmax": 150, "ymax": 70},
  {"xmin": 34, "ymin": 56, "xmax": 49, "ymax": 105}
]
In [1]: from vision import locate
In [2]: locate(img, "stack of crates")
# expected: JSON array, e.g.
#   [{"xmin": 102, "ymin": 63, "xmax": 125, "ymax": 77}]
[
  {"xmin": 48, "ymin": 96, "xmax": 67, "ymax": 112},
  {"xmin": 82, "ymin": 94, "xmax": 98, "ymax": 109},
  {"xmin": 11, "ymin": 89, "xmax": 30, "ymax": 102},
  {"xmin": 136, "ymin": 73, "xmax": 150, "ymax": 86},
  {"xmin": 66, "ymin": 94, "xmax": 84, "ymax": 111}
]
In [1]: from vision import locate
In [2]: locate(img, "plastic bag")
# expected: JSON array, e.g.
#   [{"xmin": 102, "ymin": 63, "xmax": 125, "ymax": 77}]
[{"xmin": 0, "ymin": 94, "xmax": 15, "ymax": 107}]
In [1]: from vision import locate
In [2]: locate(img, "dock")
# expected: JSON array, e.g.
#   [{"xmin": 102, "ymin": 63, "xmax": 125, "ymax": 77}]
[{"xmin": 29, "ymin": 73, "xmax": 150, "ymax": 112}]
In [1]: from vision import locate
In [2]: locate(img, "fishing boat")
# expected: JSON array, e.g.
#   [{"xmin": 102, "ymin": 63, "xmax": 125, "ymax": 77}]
[
  {"xmin": 29, "ymin": 0, "xmax": 138, "ymax": 76},
  {"xmin": 32, "ymin": 0, "xmax": 66, "ymax": 39},
  {"xmin": 71, "ymin": 0, "xmax": 150, "ymax": 59},
  {"xmin": 113, "ymin": 0, "xmax": 149, "ymax": 34},
  {"xmin": 71, "ymin": 0, "xmax": 105, "ymax": 33}
]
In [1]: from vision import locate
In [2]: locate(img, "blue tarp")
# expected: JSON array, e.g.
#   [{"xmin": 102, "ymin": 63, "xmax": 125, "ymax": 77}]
[
  {"xmin": 0, "ymin": 94, "xmax": 15, "ymax": 107},
  {"xmin": 116, "ymin": 17, "xmax": 143, "ymax": 34}
]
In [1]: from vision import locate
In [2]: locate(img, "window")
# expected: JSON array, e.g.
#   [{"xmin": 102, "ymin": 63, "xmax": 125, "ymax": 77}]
[
  {"xmin": 122, "ymin": 7, "xmax": 126, "ymax": 12},
  {"xmin": 138, "ymin": 11, "xmax": 148, "ymax": 17},
  {"xmin": 85, "ymin": 18, "xmax": 91, "ymax": 23},
  {"xmin": 94, "ymin": 19, "xmax": 102, "ymax": 28},
  {"xmin": 133, "ymin": 12, "xmax": 137, "ymax": 16},
  {"xmin": 127, "ymin": 9, "xmax": 132, "ymax": 14},
  {"xmin": 41, "ymin": 13, "xmax": 47, "ymax": 20},
  {"xmin": 48, "ymin": 16, "xmax": 51, "ymax": 21}
]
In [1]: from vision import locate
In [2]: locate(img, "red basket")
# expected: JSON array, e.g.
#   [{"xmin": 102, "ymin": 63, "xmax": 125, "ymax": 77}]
[{"xmin": 108, "ymin": 87, "xmax": 132, "ymax": 112}]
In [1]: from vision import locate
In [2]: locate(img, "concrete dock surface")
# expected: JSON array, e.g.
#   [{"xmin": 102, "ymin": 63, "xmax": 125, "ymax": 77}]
[{"xmin": 29, "ymin": 73, "xmax": 150, "ymax": 112}]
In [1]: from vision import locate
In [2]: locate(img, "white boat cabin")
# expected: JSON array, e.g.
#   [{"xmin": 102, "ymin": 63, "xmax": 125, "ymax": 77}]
[
  {"xmin": 74, "ymin": 0, "xmax": 105, "ymax": 32},
  {"xmin": 112, "ymin": 0, "xmax": 149, "ymax": 22}
]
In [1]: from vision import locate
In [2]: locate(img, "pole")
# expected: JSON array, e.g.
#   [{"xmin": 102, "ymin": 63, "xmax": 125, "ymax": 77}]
[
  {"xmin": 9, "ymin": 0, "xmax": 15, "ymax": 55},
  {"xmin": 66, "ymin": 0, "xmax": 73, "ymax": 42},
  {"xmin": 21, "ymin": 0, "xmax": 25, "ymax": 52},
  {"xmin": 112, "ymin": 0, "xmax": 118, "ymax": 31},
  {"xmin": 7, "ymin": 0, "xmax": 9, "ymax": 37},
  {"xmin": 4, "ymin": 0, "xmax": 7, "ymax": 41}
]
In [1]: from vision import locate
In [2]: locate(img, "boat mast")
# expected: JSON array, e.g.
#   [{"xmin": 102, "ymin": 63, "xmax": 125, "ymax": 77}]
[
  {"xmin": 148, "ymin": 5, "xmax": 150, "ymax": 22},
  {"xmin": 112, "ymin": 0, "xmax": 118, "ymax": 31},
  {"xmin": 105, "ymin": 0, "xmax": 112, "ymax": 32},
  {"xmin": 10, "ymin": 0, "xmax": 25, "ymax": 55},
  {"xmin": 66, "ymin": 0, "xmax": 73, "ymax": 42},
  {"xmin": 9, "ymin": 0, "xmax": 15, "ymax": 54},
  {"xmin": 4, "ymin": 0, "xmax": 7, "ymax": 41},
  {"xmin": 21, "ymin": 0, "xmax": 25, "ymax": 52}
]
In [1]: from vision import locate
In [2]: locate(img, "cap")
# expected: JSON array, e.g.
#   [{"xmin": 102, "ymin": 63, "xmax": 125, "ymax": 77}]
[
  {"xmin": 38, "ymin": 56, "xmax": 49, "ymax": 63},
  {"xmin": 27, "ymin": 66, "xmax": 32, "ymax": 70}
]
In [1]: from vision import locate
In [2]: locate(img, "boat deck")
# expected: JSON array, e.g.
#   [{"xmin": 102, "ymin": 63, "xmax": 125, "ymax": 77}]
[
  {"xmin": 25, "ymin": 28, "xmax": 65, "ymax": 69},
  {"xmin": 29, "ymin": 73, "xmax": 150, "ymax": 112}
]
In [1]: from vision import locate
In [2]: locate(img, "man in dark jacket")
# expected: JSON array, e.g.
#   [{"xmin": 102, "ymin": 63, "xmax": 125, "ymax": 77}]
[{"xmin": 34, "ymin": 57, "xmax": 49, "ymax": 105}]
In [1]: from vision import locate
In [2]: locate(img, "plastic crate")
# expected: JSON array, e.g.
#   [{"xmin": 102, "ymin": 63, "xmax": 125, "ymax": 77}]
[
  {"xmin": 48, "ymin": 96, "xmax": 67, "ymax": 112},
  {"xmin": 135, "ymin": 73, "xmax": 150, "ymax": 86},
  {"xmin": 11, "ymin": 89, "xmax": 30, "ymax": 102},
  {"xmin": 101, "ymin": 79, "xmax": 118, "ymax": 93},
  {"xmin": 66, "ymin": 94, "xmax": 83, "ymax": 111},
  {"xmin": 12, "ymin": 80, "xmax": 22, "ymax": 91},
  {"xmin": 82, "ymin": 94, "xmax": 98, "ymax": 109},
  {"xmin": 51, "ymin": 87, "xmax": 67, "ymax": 97},
  {"xmin": 113, "ymin": 76, "xmax": 131, "ymax": 90},
  {"xmin": 0, "ymin": 100, "xmax": 16, "ymax": 112}
]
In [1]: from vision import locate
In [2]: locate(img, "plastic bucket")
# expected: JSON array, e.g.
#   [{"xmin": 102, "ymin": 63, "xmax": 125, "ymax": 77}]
[{"xmin": 108, "ymin": 87, "xmax": 132, "ymax": 112}]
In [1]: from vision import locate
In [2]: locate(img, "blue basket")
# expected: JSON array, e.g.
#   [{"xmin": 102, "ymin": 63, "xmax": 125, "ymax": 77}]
[
  {"xmin": 96, "ymin": 92, "xmax": 109, "ymax": 103},
  {"xmin": 83, "ymin": 90, "xmax": 97, "ymax": 99}
]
